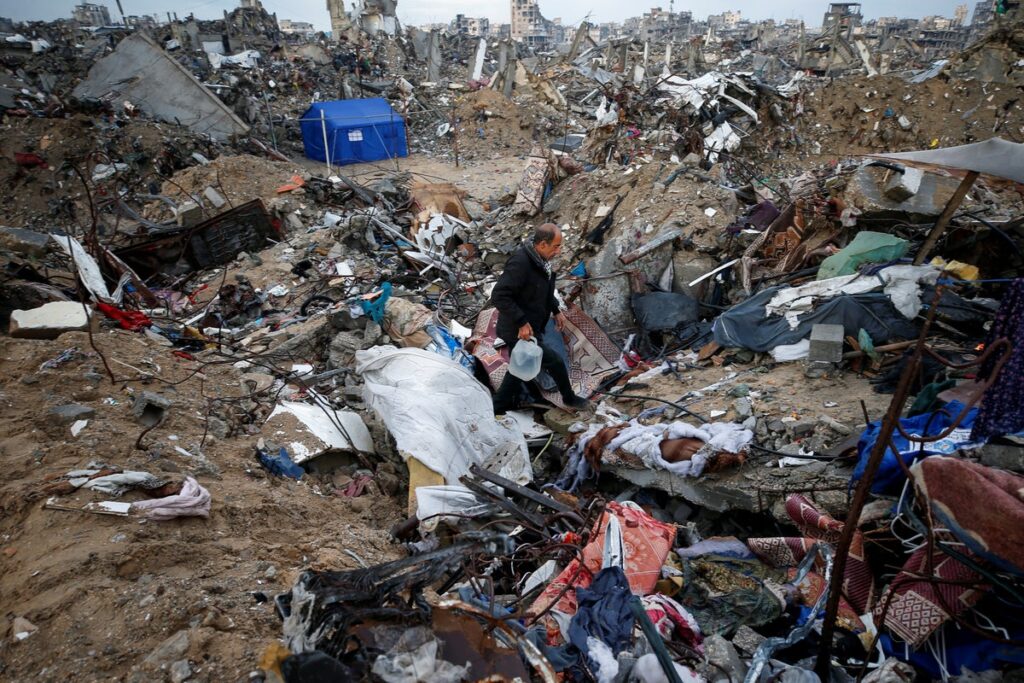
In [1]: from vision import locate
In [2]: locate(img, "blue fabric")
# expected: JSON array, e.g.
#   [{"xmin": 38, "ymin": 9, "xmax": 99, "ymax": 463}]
[
  {"xmin": 851, "ymin": 401, "xmax": 982, "ymax": 494},
  {"xmin": 300, "ymin": 99, "xmax": 408, "ymax": 165},
  {"xmin": 259, "ymin": 446, "xmax": 304, "ymax": 479},
  {"xmin": 360, "ymin": 282, "xmax": 391, "ymax": 323},
  {"xmin": 880, "ymin": 620, "xmax": 1024, "ymax": 680},
  {"xmin": 424, "ymin": 324, "xmax": 475, "ymax": 374},
  {"xmin": 546, "ymin": 566, "xmax": 636, "ymax": 675}
]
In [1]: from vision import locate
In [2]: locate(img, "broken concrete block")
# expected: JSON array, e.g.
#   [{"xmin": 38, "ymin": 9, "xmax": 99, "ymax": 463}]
[
  {"xmin": 884, "ymin": 167, "xmax": 924, "ymax": 202},
  {"xmin": 240, "ymin": 372, "xmax": 275, "ymax": 394},
  {"xmin": 203, "ymin": 186, "xmax": 227, "ymax": 209},
  {"xmin": 133, "ymin": 391, "xmax": 171, "ymax": 427},
  {"xmin": 733, "ymin": 397, "xmax": 753, "ymax": 419},
  {"xmin": 49, "ymin": 404, "xmax": 96, "ymax": 426},
  {"xmin": 789, "ymin": 420, "xmax": 817, "ymax": 437},
  {"xmin": 817, "ymin": 414, "xmax": 853, "ymax": 435},
  {"xmin": 144, "ymin": 629, "xmax": 190, "ymax": 666},
  {"xmin": 0, "ymin": 226, "xmax": 50, "ymax": 258},
  {"xmin": 10, "ymin": 302, "xmax": 92, "ymax": 339},
  {"xmin": 264, "ymin": 400, "xmax": 374, "ymax": 465},
  {"xmin": 978, "ymin": 443, "xmax": 1024, "ymax": 472},
  {"xmin": 175, "ymin": 201, "xmax": 203, "ymax": 227},
  {"xmin": 844, "ymin": 166, "xmax": 960, "ymax": 219},
  {"xmin": 809, "ymin": 324, "xmax": 844, "ymax": 364}
]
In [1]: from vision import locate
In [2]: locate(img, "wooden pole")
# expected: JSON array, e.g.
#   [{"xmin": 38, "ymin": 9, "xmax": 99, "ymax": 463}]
[{"xmin": 912, "ymin": 170, "xmax": 979, "ymax": 265}]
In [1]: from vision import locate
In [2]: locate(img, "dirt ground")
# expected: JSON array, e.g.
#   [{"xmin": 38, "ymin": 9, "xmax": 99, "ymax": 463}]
[
  {"xmin": 294, "ymin": 151, "xmax": 528, "ymax": 203},
  {"xmin": 0, "ymin": 330, "xmax": 404, "ymax": 682}
]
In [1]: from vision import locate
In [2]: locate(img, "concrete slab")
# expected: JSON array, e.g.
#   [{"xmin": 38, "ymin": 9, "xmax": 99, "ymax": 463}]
[
  {"xmin": 265, "ymin": 400, "xmax": 374, "ymax": 465},
  {"xmin": 72, "ymin": 33, "xmax": 248, "ymax": 140},
  {"xmin": 602, "ymin": 450, "xmax": 852, "ymax": 522},
  {"xmin": 10, "ymin": 302, "xmax": 92, "ymax": 339},
  {"xmin": 0, "ymin": 227, "xmax": 49, "ymax": 257},
  {"xmin": 845, "ymin": 166, "xmax": 961, "ymax": 222},
  {"xmin": 883, "ymin": 167, "xmax": 924, "ymax": 202}
]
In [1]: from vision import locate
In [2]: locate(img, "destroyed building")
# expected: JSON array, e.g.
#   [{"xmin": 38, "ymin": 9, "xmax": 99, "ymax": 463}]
[{"xmin": 1, "ymin": 1, "xmax": 1024, "ymax": 682}]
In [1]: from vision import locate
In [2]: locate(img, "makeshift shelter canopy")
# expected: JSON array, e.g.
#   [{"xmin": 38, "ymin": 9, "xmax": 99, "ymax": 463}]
[
  {"xmin": 300, "ymin": 98, "xmax": 408, "ymax": 166},
  {"xmin": 867, "ymin": 137, "xmax": 1024, "ymax": 185}
]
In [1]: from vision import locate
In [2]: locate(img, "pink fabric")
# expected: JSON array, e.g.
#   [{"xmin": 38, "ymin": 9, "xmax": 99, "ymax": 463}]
[
  {"xmin": 643, "ymin": 593, "xmax": 704, "ymax": 652},
  {"xmin": 131, "ymin": 477, "xmax": 211, "ymax": 520},
  {"xmin": 529, "ymin": 502, "xmax": 675, "ymax": 617}
]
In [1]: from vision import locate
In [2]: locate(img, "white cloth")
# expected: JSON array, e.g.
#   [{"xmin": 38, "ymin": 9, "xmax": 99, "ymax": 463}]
[
  {"xmin": 356, "ymin": 346, "xmax": 531, "ymax": 485},
  {"xmin": 602, "ymin": 420, "xmax": 753, "ymax": 478},
  {"xmin": 766, "ymin": 265, "xmax": 939, "ymax": 328}
]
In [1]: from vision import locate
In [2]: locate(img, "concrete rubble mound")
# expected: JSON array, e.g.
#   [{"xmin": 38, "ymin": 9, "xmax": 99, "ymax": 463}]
[{"xmin": 1, "ymin": 2, "xmax": 1023, "ymax": 682}]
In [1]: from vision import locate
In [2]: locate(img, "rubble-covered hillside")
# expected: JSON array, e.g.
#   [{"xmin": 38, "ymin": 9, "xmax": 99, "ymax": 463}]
[{"xmin": 1, "ymin": 4, "xmax": 1023, "ymax": 683}]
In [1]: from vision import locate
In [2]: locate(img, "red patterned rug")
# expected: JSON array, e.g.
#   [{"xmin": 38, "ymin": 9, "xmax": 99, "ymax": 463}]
[{"xmin": 468, "ymin": 304, "xmax": 619, "ymax": 409}]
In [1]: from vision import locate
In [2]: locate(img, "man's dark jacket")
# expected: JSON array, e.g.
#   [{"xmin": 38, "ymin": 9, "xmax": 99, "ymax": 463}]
[{"xmin": 492, "ymin": 244, "xmax": 558, "ymax": 343}]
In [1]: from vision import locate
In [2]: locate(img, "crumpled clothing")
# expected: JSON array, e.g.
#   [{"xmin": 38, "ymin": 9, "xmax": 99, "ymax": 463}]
[
  {"xmin": 95, "ymin": 301, "xmax": 152, "ymax": 331},
  {"xmin": 642, "ymin": 593, "xmax": 703, "ymax": 651},
  {"xmin": 564, "ymin": 566, "xmax": 636, "ymax": 681},
  {"xmin": 382, "ymin": 295, "xmax": 433, "ymax": 349},
  {"xmin": 131, "ymin": 476, "xmax": 211, "ymax": 520},
  {"xmin": 676, "ymin": 537, "xmax": 755, "ymax": 560},
  {"xmin": 82, "ymin": 471, "xmax": 165, "ymax": 496},
  {"xmin": 530, "ymin": 502, "xmax": 675, "ymax": 618}
]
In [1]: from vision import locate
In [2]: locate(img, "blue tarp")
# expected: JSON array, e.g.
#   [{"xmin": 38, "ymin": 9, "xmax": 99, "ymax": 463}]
[
  {"xmin": 300, "ymin": 98, "xmax": 407, "ymax": 166},
  {"xmin": 851, "ymin": 400, "xmax": 983, "ymax": 494}
]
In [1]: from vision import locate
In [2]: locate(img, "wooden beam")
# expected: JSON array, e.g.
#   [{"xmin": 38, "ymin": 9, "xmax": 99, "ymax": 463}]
[{"xmin": 913, "ymin": 170, "xmax": 979, "ymax": 265}]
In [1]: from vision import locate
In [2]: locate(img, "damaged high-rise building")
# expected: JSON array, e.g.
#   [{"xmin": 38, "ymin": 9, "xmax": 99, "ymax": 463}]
[
  {"xmin": 510, "ymin": 0, "xmax": 552, "ymax": 48},
  {"xmin": 327, "ymin": 0, "xmax": 398, "ymax": 39}
]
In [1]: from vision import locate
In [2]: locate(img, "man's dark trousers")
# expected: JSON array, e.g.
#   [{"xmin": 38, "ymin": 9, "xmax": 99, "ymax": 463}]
[{"xmin": 492, "ymin": 335, "xmax": 575, "ymax": 413}]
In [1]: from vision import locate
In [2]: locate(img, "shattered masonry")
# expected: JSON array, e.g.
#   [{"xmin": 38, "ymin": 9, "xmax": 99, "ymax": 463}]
[{"xmin": 1, "ymin": 2, "xmax": 1024, "ymax": 683}]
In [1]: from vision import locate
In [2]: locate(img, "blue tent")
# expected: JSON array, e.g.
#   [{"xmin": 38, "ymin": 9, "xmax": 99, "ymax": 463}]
[{"xmin": 300, "ymin": 98, "xmax": 407, "ymax": 166}]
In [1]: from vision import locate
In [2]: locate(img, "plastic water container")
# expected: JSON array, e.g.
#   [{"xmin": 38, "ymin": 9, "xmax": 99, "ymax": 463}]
[{"xmin": 508, "ymin": 337, "xmax": 543, "ymax": 381}]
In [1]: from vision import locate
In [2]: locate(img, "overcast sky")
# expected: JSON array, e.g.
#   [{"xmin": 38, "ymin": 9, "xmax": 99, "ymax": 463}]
[{"xmin": 7, "ymin": 0, "xmax": 976, "ymax": 33}]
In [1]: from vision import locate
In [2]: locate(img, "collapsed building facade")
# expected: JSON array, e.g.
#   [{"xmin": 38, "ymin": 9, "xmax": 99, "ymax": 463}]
[{"xmin": 0, "ymin": 1, "xmax": 1024, "ymax": 682}]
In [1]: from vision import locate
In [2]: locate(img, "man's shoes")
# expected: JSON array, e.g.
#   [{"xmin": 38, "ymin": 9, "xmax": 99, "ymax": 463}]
[{"xmin": 563, "ymin": 395, "xmax": 592, "ymax": 412}]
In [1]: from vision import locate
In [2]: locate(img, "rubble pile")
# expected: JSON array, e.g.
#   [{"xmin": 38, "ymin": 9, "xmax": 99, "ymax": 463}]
[{"xmin": 1, "ymin": 4, "xmax": 1024, "ymax": 683}]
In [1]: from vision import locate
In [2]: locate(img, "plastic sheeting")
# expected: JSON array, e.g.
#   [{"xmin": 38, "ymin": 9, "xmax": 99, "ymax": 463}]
[
  {"xmin": 868, "ymin": 137, "xmax": 1024, "ymax": 185},
  {"xmin": 356, "ymin": 346, "xmax": 531, "ymax": 485},
  {"xmin": 766, "ymin": 266, "xmax": 938, "ymax": 325},
  {"xmin": 632, "ymin": 292, "xmax": 699, "ymax": 332},
  {"xmin": 852, "ymin": 400, "xmax": 982, "ymax": 494},
  {"xmin": 817, "ymin": 231, "xmax": 909, "ymax": 280},
  {"xmin": 713, "ymin": 289, "xmax": 919, "ymax": 353}
]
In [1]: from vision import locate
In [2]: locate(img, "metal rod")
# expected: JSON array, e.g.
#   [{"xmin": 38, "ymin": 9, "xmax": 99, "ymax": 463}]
[
  {"xmin": 814, "ymin": 288, "xmax": 944, "ymax": 678},
  {"xmin": 320, "ymin": 109, "xmax": 331, "ymax": 177}
]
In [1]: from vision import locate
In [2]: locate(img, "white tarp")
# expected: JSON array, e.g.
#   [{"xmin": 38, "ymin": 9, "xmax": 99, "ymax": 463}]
[
  {"xmin": 868, "ymin": 137, "xmax": 1024, "ymax": 185},
  {"xmin": 356, "ymin": 346, "xmax": 532, "ymax": 485},
  {"xmin": 208, "ymin": 50, "xmax": 261, "ymax": 70},
  {"xmin": 414, "ymin": 485, "xmax": 492, "ymax": 532}
]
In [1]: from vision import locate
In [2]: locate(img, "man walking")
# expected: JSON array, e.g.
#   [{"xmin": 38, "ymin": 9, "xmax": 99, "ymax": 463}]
[{"xmin": 491, "ymin": 223, "xmax": 590, "ymax": 414}]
